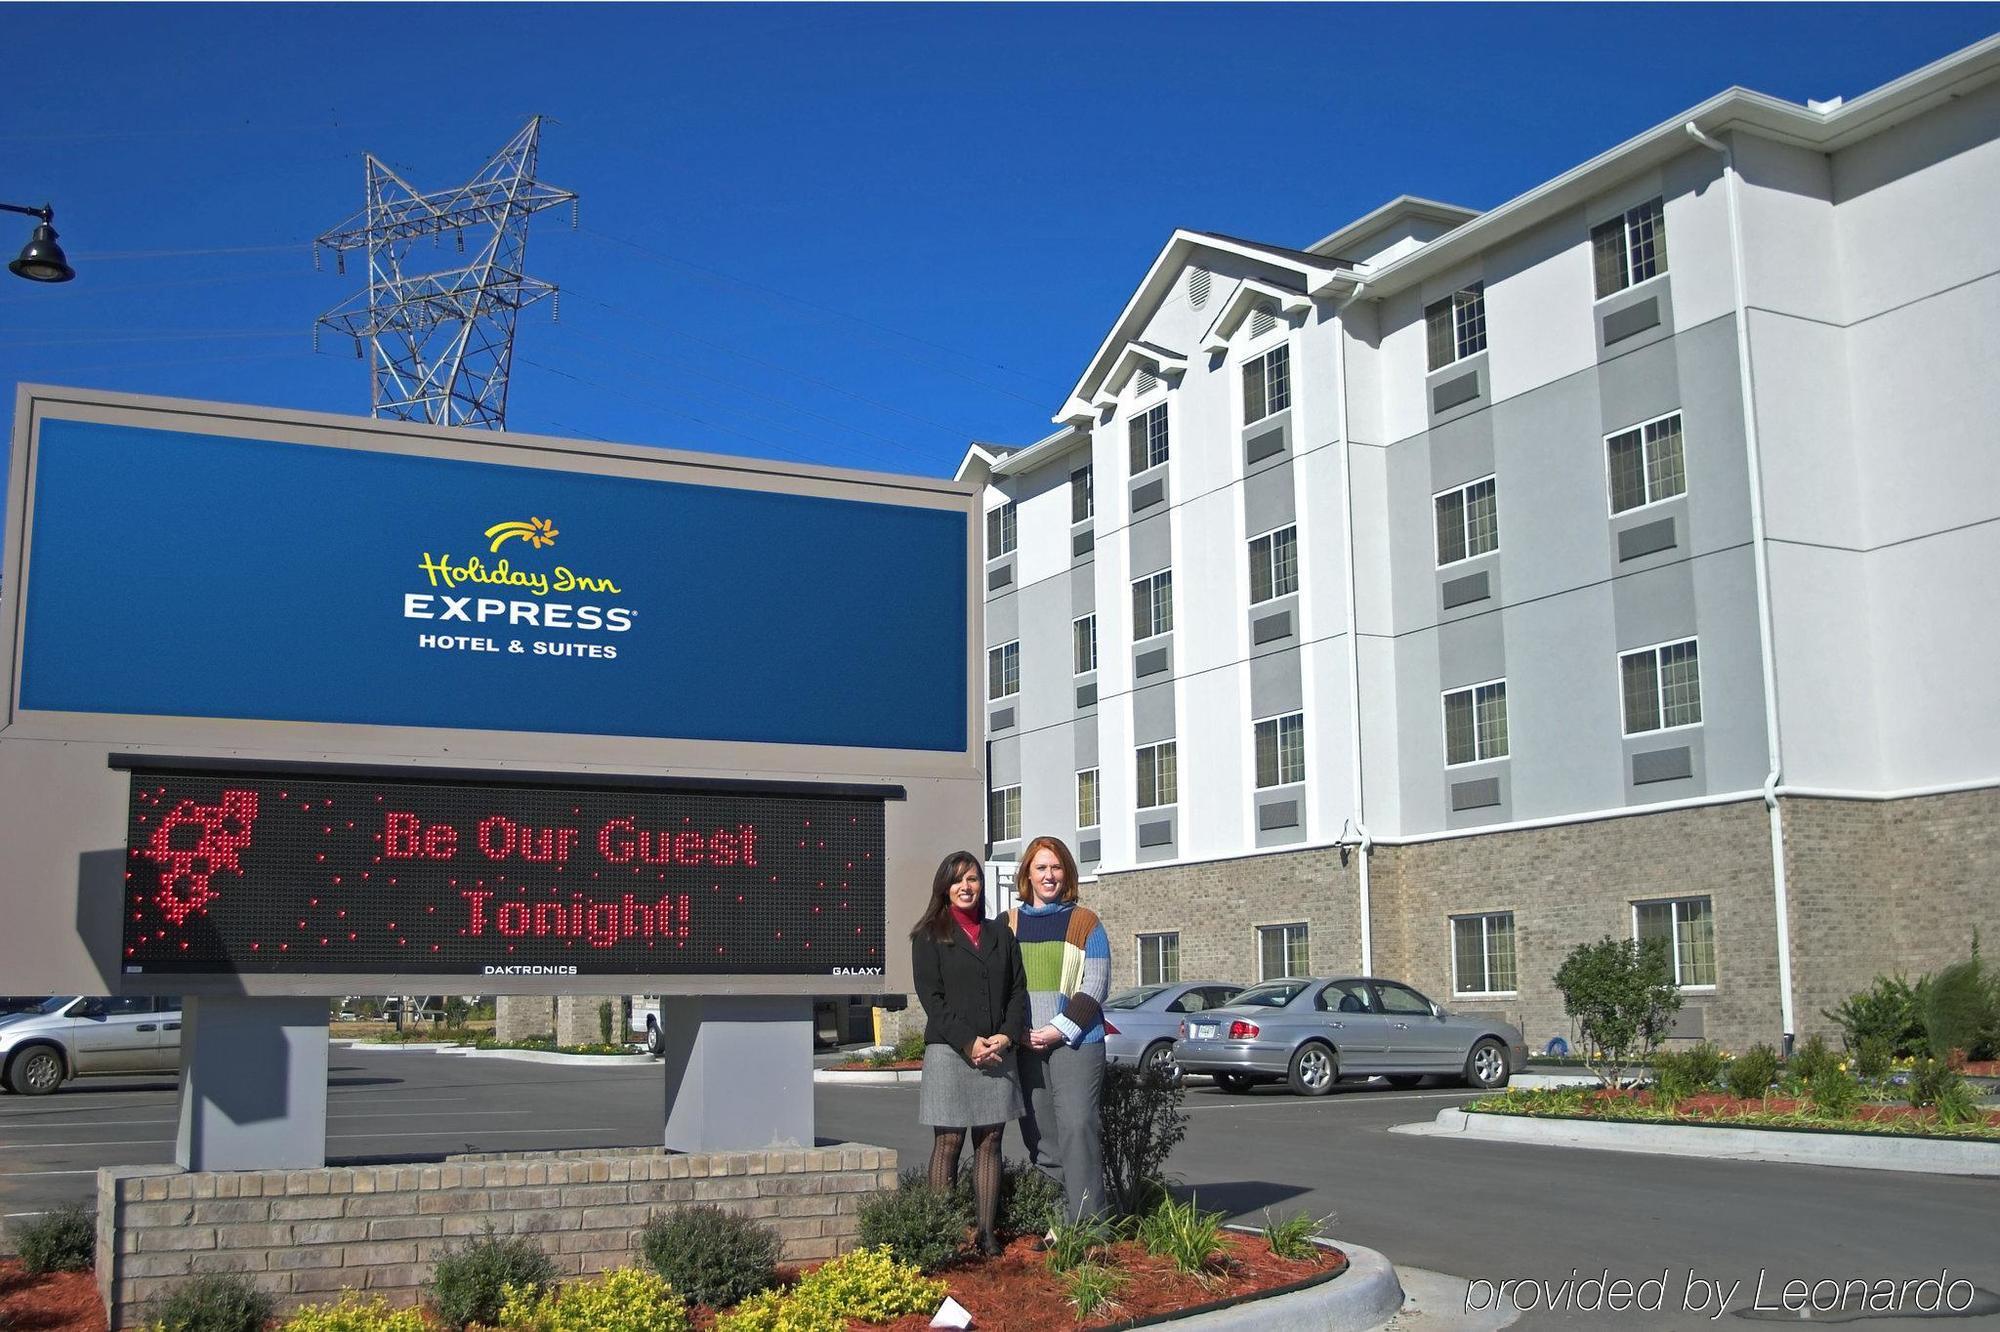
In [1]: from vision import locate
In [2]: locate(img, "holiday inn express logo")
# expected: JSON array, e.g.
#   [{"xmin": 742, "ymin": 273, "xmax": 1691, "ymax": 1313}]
[{"xmin": 484, "ymin": 516, "xmax": 559, "ymax": 552}]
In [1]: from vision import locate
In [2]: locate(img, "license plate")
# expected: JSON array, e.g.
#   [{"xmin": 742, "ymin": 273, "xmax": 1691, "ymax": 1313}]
[{"xmin": 1192, "ymin": 1023, "xmax": 1218, "ymax": 1040}]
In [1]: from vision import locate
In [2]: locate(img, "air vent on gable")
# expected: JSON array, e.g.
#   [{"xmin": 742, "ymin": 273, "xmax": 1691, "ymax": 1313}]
[
  {"xmin": 1135, "ymin": 368, "xmax": 1160, "ymax": 397},
  {"xmin": 1188, "ymin": 268, "xmax": 1211, "ymax": 309},
  {"xmin": 1249, "ymin": 304, "xmax": 1277, "ymax": 339}
]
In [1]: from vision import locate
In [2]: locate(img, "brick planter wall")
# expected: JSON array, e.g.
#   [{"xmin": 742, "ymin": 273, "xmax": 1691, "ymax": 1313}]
[{"xmin": 95, "ymin": 1143, "xmax": 896, "ymax": 1330}]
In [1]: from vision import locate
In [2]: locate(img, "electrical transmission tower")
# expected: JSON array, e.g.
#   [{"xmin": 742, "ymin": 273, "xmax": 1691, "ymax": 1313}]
[{"xmin": 315, "ymin": 117, "xmax": 577, "ymax": 430}]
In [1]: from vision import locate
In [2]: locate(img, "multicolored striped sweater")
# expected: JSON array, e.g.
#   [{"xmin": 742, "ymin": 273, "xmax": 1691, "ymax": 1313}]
[{"xmin": 1011, "ymin": 900, "xmax": 1111, "ymax": 1046}]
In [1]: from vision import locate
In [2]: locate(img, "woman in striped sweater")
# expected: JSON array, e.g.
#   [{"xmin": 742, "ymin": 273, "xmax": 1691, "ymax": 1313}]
[{"xmin": 1008, "ymin": 835, "xmax": 1112, "ymax": 1224}]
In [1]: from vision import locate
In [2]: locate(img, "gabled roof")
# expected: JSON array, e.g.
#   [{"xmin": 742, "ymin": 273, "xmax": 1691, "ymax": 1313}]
[
  {"xmin": 1304, "ymin": 196, "xmax": 1480, "ymax": 261},
  {"xmin": 954, "ymin": 427, "xmax": 1086, "ymax": 485},
  {"xmin": 1199, "ymin": 277, "xmax": 1313, "ymax": 355},
  {"xmin": 1093, "ymin": 341, "xmax": 1190, "ymax": 408}
]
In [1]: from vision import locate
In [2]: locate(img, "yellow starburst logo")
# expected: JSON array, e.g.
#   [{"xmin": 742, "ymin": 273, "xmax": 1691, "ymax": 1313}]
[{"xmin": 484, "ymin": 516, "xmax": 559, "ymax": 553}]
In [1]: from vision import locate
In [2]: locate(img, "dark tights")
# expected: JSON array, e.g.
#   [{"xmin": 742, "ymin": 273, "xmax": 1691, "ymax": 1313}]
[{"xmin": 928, "ymin": 1124, "xmax": 1004, "ymax": 1237}]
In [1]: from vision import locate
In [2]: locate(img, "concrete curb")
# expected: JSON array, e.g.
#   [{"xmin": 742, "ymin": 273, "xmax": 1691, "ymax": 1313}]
[
  {"xmin": 1401, "ymin": 1106, "xmax": 2000, "ymax": 1176},
  {"xmin": 812, "ymin": 1067, "xmax": 922, "ymax": 1084},
  {"xmin": 1146, "ymin": 1234, "xmax": 1401, "ymax": 1331},
  {"xmin": 1506, "ymin": 1072, "xmax": 1602, "ymax": 1091},
  {"xmin": 333, "ymin": 1039, "xmax": 655, "ymax": 1067}
]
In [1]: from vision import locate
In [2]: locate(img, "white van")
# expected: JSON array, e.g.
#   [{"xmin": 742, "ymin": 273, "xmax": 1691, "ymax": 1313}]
[{"xmin": 0, "ymin": 996, "xmax": 183, "ymax": 1095}]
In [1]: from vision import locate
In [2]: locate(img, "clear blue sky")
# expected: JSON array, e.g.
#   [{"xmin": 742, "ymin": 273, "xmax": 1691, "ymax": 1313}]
[{"xmin": 3, "ymin": 4, "xmax": 1995, "ymax": 482}]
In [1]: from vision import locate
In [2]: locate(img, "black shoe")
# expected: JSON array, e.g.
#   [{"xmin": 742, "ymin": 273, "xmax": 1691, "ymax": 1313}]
[{"xmin": 978, "ymin": 1231, "xmax": 1005, "ymax": 1258}]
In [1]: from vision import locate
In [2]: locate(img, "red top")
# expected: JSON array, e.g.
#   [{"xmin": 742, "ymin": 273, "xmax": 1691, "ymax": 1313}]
[{"xmin": 950, "ymin": 903, "xmax": 982, "ymax": 947}]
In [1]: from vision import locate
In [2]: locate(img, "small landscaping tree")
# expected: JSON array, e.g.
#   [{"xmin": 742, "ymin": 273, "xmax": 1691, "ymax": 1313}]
[
  {"xmin": 1552, "ymin": 935, "xmax": 1682, "ymax": 1090},
  {"xmin": 1100, "ymin": 1062, "xmax": 1189, "ymax": 1215}
]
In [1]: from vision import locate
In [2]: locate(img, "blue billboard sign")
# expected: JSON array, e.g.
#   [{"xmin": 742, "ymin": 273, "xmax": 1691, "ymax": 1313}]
[{"xmin": 18, "ymin": 419, "xmax": 968, "ymax": 752}]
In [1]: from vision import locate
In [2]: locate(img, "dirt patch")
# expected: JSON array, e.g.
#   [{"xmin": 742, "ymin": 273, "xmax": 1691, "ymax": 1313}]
[
  {"xmin": 1592, "ymin": 1088, "xmax": 2000, "ymax": 1129},
  {"xmin": 0, "ymin": 1260, "xmax": 107, "ymax": 1332}
]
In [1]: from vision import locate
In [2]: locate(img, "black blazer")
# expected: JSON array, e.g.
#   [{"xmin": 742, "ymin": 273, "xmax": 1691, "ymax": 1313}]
[{"xmin": 911, "ymin": 918, "xmax": 1029, "ymax": 1057}]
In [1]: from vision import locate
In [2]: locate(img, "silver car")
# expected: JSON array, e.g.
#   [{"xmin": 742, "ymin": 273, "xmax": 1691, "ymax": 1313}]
[
  {"xmin": 1173, "ymin": 976, "xmax": 1526, "ymax": 1096},
  {"xmin": 1103, "ymin": 981, "xmax": 1245, "ymax": 1082},
  {"xmin": 0, "ymin": 996, "xmax": 183, "ymax": 1096}
]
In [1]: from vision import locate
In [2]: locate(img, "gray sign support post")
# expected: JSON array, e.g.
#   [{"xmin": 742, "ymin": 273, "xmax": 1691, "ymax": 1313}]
[
  {"xmin": 658, "ymin": 997, "xmax": 815, "ymax": 1152},
  {"xmin": 176, "ymin": 997, "xmax": 331, "ymax": 1171}
]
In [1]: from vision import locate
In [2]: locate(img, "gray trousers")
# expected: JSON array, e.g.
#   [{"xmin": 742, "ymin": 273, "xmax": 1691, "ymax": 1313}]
[{"xmin": 1017, "ymin": 1040, "xmax": 1106, "ymax": 1223}]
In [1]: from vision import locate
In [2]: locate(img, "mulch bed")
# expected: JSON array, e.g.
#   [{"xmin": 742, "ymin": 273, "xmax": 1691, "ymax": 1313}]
[
  {"xmin": 3, "ymin": 1235, "xmax": 1343, "ymax": 1332},
  {"xmin": 1579, "ymin": 1088, "xmax": 2000, "ymax": 1129}
]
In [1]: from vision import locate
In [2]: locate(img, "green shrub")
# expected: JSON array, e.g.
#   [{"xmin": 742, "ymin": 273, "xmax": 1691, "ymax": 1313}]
[
  {"xmin": 1915, "ymin": 959, "xmax": 1990, "ymax": 1063},
  {"xmin": 857, "ymin": 1178, "xmax": 969, "ymax": 1273},
  {"xmin": 1552, "ymin": 936, "xmax": 1682, "ymax": 1088},
  {"xmin": 1101, "ymin": 1061, "xmax": 1189, "ymax": 1215},
  {"xmin": 1133, "ymin": 1193, "xmax": 1225, "ymax": 1275},
  {"xmin": 1855, "ymin": 1035, "xmax": 1894, "ymax": 1081},
  {"xmin": 1809, "ymin": 1067, "xmax": 1862, "ymax": 1119},
  {"xmin": 1931, "ymin": 1076, "xmax": 1985, "ymax": 1129},
  {"xmin": 1262, "ymin": 1209, "xmax": 1327, "ymax": 1261},
  {"xmin": 11, "ymin": 1202, "xmax": 94, "ymax": 1274},
  {"xmin": 716, "ymin": 1247, "xmax": 946, "ymax": 1331},
  {"xmin": 1824, "ymin": 975, "xmax": 1921, "ymax": 1055},
  {"xmin": 428, "ymin": 1227, "xmax": 560, "ymax": 1330},
  {"xmin": 278, "ymin": 1293, "xmax": 429, "ymax": 1332},
  {"xmin": 637, "ymin": 1205, "xmax": 779, "ymax": 1311},
  {"xmin": 893, "ymin": 1031, "xmax": 927, "ymax": 1062},
  {"xmin": 498, "ymin": 1267, "xmax": 689, "ymax": 1332},
  {"xmin": 1000, "ymin": 1159, "xmax": 1064, "ymax": 1238},
  {"xmin": 1725, "ymin": 1044, "xmax": 1780, "ymax": 1101},
  {"xmin": 1650, "ymin": 1046, "xmax": 1719, "ymax": 1109},
  {"xmin": 1041, "ymin": 1210, "xmax": 1118, "ymax": 1275},
  {"xmin": 1064, "ymin": 1263, "xmax": 1126, "ymax": 1320},
  {"xmin": 153, "ymin": 1273, "xmax": 276, "ymax": 1332},
  {"xmin": 1902, "ymin": 1057, "xmax": 1964, "ymax": 1110},
  {"xmin": 1788, "ymin": 1034, "xmax": 1838, "ymax": 1087}
]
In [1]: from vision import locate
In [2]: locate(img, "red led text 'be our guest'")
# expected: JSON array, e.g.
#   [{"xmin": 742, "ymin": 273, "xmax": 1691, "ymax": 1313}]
[{"xmin": 384, "ymin": 812, "xmax": 759, "ymax": 868}]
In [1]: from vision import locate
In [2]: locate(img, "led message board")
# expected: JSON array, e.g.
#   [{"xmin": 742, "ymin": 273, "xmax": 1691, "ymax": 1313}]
[{"xmin": 121, "ymin": 768, "xmax": 888, "ymax": 978}]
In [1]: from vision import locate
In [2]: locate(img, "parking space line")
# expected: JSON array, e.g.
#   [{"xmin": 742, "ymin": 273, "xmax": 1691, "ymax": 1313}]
[
  {"xmin": 0, "ymin": 1139, "xmax": 167, "ymax": 1150},
  {"xmin": 4, "ymin": 1170, "xmax": 101, "ymax": 1177}
]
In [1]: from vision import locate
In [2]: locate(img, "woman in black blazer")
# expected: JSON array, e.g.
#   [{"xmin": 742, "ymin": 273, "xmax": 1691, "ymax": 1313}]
[{"xmin": 910, "ymin": 850, "xmax": 1028, "ymax": 1257}]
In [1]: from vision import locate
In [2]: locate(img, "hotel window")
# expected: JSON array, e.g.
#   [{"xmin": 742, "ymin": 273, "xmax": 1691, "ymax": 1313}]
[
  {"xmin": 1606, "ymin": 412, "xmax": 1686, "ymax": 514},
  {"xmin": 1128, "ymin": 403, "xmax": 1170, "ymax": 474},
  {"xmin": 1435, "ymin": 476, "xmax": 1499, "ymax": 566},
  {"xmin": 987, "ymin": 641, "xmax": 1019, "ymax": 701},
  {"xmin": 1072, "ymin": 614, "xmax": 1097, "ymax": 675},
  {"xmin": 1453, "ymin": 913, "xmax": 1518, "ymax": 995},
  {"xmin": 1136, "ymin": 741, "xmax": 1178, "ymax": 809},
  {"xmin": 1620, "ymin": 639, "xmax": 1701, "ymax": 734},
  {"xmin": 1635, "ymin": 896, "xmax": 1716, "ymax": 987},
  {"xmin": 1424, "ymin": 282, "xmax": 1488, "ymax": 371},
  {"xmin": 1258, "ymin": 923, "xmax": 1309, "ymax": 980},
  {"xmin": 1248, "ymin": 524, "xmax": 1299, "ymax": 603},
  {"xmin": 1076, "ymin": 768, "xmax": 1100, "ymax": 830},
  {"xmin": 1254, "ymin": 712, "xmax": 1306, "ymax": 788},
  {"xmin": 1443, "ymin": 680, "xmax": 1509, "ymax": 765},
  {"xmin": 1132, "ymin": 569, "xmax": 1174, "ymax": 640},
  {"xmin": 985, "ymin": 501, "xmax": 1016, "ymax": 558},
  {"xmin": 1592, "ymin": 196, "xmax": 1668, "ymax": 298},
  {"xmin": 1071, "ymin": 465, "xmax": 1094, "ymax": 523},
  {"xmin": 1243, "ymin": 344, "xmax": 1291, "ymax": 423},
  {"xmin": 988, "ymin": 785, "xmax": 1021, "ymax": 843},
  {"xmin": 1138, "ymin": 932, "xmax": 1180, "ymax": 986}
]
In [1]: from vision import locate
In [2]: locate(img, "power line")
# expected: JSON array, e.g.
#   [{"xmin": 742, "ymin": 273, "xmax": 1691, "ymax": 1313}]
[{"xmin": 516, "ymin": 357, "xmax": 819, "ymax": 465}]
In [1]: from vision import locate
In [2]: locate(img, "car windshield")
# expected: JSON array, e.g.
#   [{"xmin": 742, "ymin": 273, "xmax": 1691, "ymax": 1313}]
[
  {"xmin": 1105, "ymin": 986, "xmax": 1170, "ymax": 1010},
  {"xmin": 1232, "ymin": 981, "xmax": 1308, "ymax": 1008},
  {"xmin": 25, "ymin": 997, "xmax": 72, "ymax": 1015}
]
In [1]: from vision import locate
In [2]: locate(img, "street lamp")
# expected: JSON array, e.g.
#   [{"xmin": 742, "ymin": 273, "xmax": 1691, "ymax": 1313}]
[{"xmin": 3, "ymin": 202, "xmax": 74, "ymax": 283}]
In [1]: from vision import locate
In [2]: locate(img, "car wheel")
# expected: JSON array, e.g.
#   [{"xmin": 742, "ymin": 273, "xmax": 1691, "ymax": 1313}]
[
  {"xmin": 1215, "ymin": 1073, "xmax": 1255, "ymax": 1094},
  {"xmin": 645, "ymin": 1019, "xmax": 662, "ymax": 1057},
  {"xmin": 1140, "ymin": 1040, "xmax": 1181, "ymax": 1086},
  {"xmin": 1464, "ymin": 1038, "xmax": 1510, "ymax": 1090},
  {"xmin": 7, "ymin": 1046, "xmax": 65, "ymax": 1097},
  {"xmin": 1386, "ymin": 1074, "xmax": 1425, "ymax": 1089},
  {"xmin": 1287, "ymin": 1042, "xmax": 1337, "ymax": 1097}
]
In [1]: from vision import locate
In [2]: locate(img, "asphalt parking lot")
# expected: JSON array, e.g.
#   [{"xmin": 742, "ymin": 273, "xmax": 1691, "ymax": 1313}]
[{"xmin": 4, "ymin": 1048, "xmax": 1997, "ymax": 1329}]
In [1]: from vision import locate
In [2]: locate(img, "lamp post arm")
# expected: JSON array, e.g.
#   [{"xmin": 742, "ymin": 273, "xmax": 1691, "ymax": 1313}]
[{"xmin": 0, "ymin": 202, "xmax": 53, "ymax": 223}]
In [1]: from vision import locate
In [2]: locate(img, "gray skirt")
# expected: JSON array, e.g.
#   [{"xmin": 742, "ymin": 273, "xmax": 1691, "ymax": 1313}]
[{"xmin": 918, "ymin": 1043, "xmax": 1025, "ymax": 1128}]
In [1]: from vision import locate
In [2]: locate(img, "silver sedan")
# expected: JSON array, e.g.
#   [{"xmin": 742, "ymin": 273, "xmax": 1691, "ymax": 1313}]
[
  {"xmin": 1172, "ymin": 976, "xmax": 1526, "ymax": 1097},
  {"xmin": 1102, "ymin": 981, "xmax": 1245, "ymax": 1082}
]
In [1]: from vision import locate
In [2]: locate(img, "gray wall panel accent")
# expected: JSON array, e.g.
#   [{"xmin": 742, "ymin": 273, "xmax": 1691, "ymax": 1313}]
[
  {"xmin": 1602, "ymin": 296, "xmax": 1661, "ymax": 345},
  {"xmin": 1439, "ymin": 613, "xmax": 1506, "ymax": 690},
  {"xmin": 1075, "ymin": 682, "xmax": 1098, "ymax": 709},
  {"xmin": 1074, "ymin": 716, "xmax": 1098, "ymax": 770},
  {"xmin": 1130, "ymin": 476, "xmax": 1167, "ymax": 514},
  {"xmin": 988, "ymin": 736, "xmax": 1021, "ymax": 787},
  {"xmin": 1257, "ymin": 798, "xmax": 1300, "ymax": 831},
  {"xmin": 1245, "ymin": 423, "xmax": 1287, "ymax": 466},
  {"xmin": 1431, "ymin": 369, "xmax": 1481, "ymax": 413},
  {"xmin": 1071, "ymin": 563, "xmax": 1095, "ymax": 614},
  {"xmin": 1250, "ymin": 647, "xmax": 1303, "ymax": 718},
  {"xmin": 1252, "ymin": 609, "xmax": 1294, "ymax": 645},
  {"xmin": 1618, "ymin": 516, "xmax": 1678, "ymax": 561},
  {"xmin": 1612, "ymin": 559, "xmax": 1697, "ymax": 651},
  {"xmin": 1132, "ymin": 682, "xmax": 1176, "ymax": 743},
  {"xmin": 1135, "ymin": 646, "xmax": 1170, "ymax": 678},
  {"xmin": 1137, "ymin": 818, "xmax": 1175, "ymax": 849},
  {"xmin": 1129, "ymin": 513, "xmax": 1172, "ymax": 576},
  {"xmin": 988, "ymin": 707, "xmax": 1014, "ymax": 732},
  {"xmin": 1429, "ymin": 409, "xmax": 1495, "ymax": 493},
  {"xmin": 1441, "ymin": 570, "xmax": 1490, "ymax": 609},
  {"xmin": 1244, "ymin": 462, "xmax": 1296, "ymax": 536},
  {"xmin": 1598, "ymin": 335, "xmax": 1682, "ymax": 435},
  {"xmin": 1072, "ymin": 529, "xmax": 1094, "ymax": 558},
  {"xmin": 985, "ymin": 590, "xmax": 1017, "ymax": 644},
  {"xmin": 1669, "ymin": 1006, "xmax": 1706, "ymax": 1039},
  {"xmin": 1079, "ymin": 838, "xmax": 1101, "ymax": 863},
  {"xmin": 1632, "ymin": 746, "xmax": 1694, "ymax": 784},
  {"xmin": 987, "ymin": 563, "xmax": 1013, "ymax": 591},
  {"xmin": 1451, "ymin": 777, "xmax": 1502, "ymax": 810}
]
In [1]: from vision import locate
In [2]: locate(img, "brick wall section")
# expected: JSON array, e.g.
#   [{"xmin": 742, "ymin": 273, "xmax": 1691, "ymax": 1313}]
[
  {"xmin": 555, "ymin": 995, "xmax": 626, "ymax": 1047},
  {"xmin": 1092, "ymin": 848, "xmax": 1363, "ymax": 989},
  {"xmin": 1784, "ymin": 789, "xmax": 2000, "ymax": 1046},
  {"xmin": 1373, "ymin": 800, "xmax": 1784, "ymax": 1056},
  {"xmin": 494, "ymin": 995, "xmax": 553, "ymax": 1044},
  {"xmin": 96, "ymin": 1143, "xmax": 895, "ymax": 1331}
]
